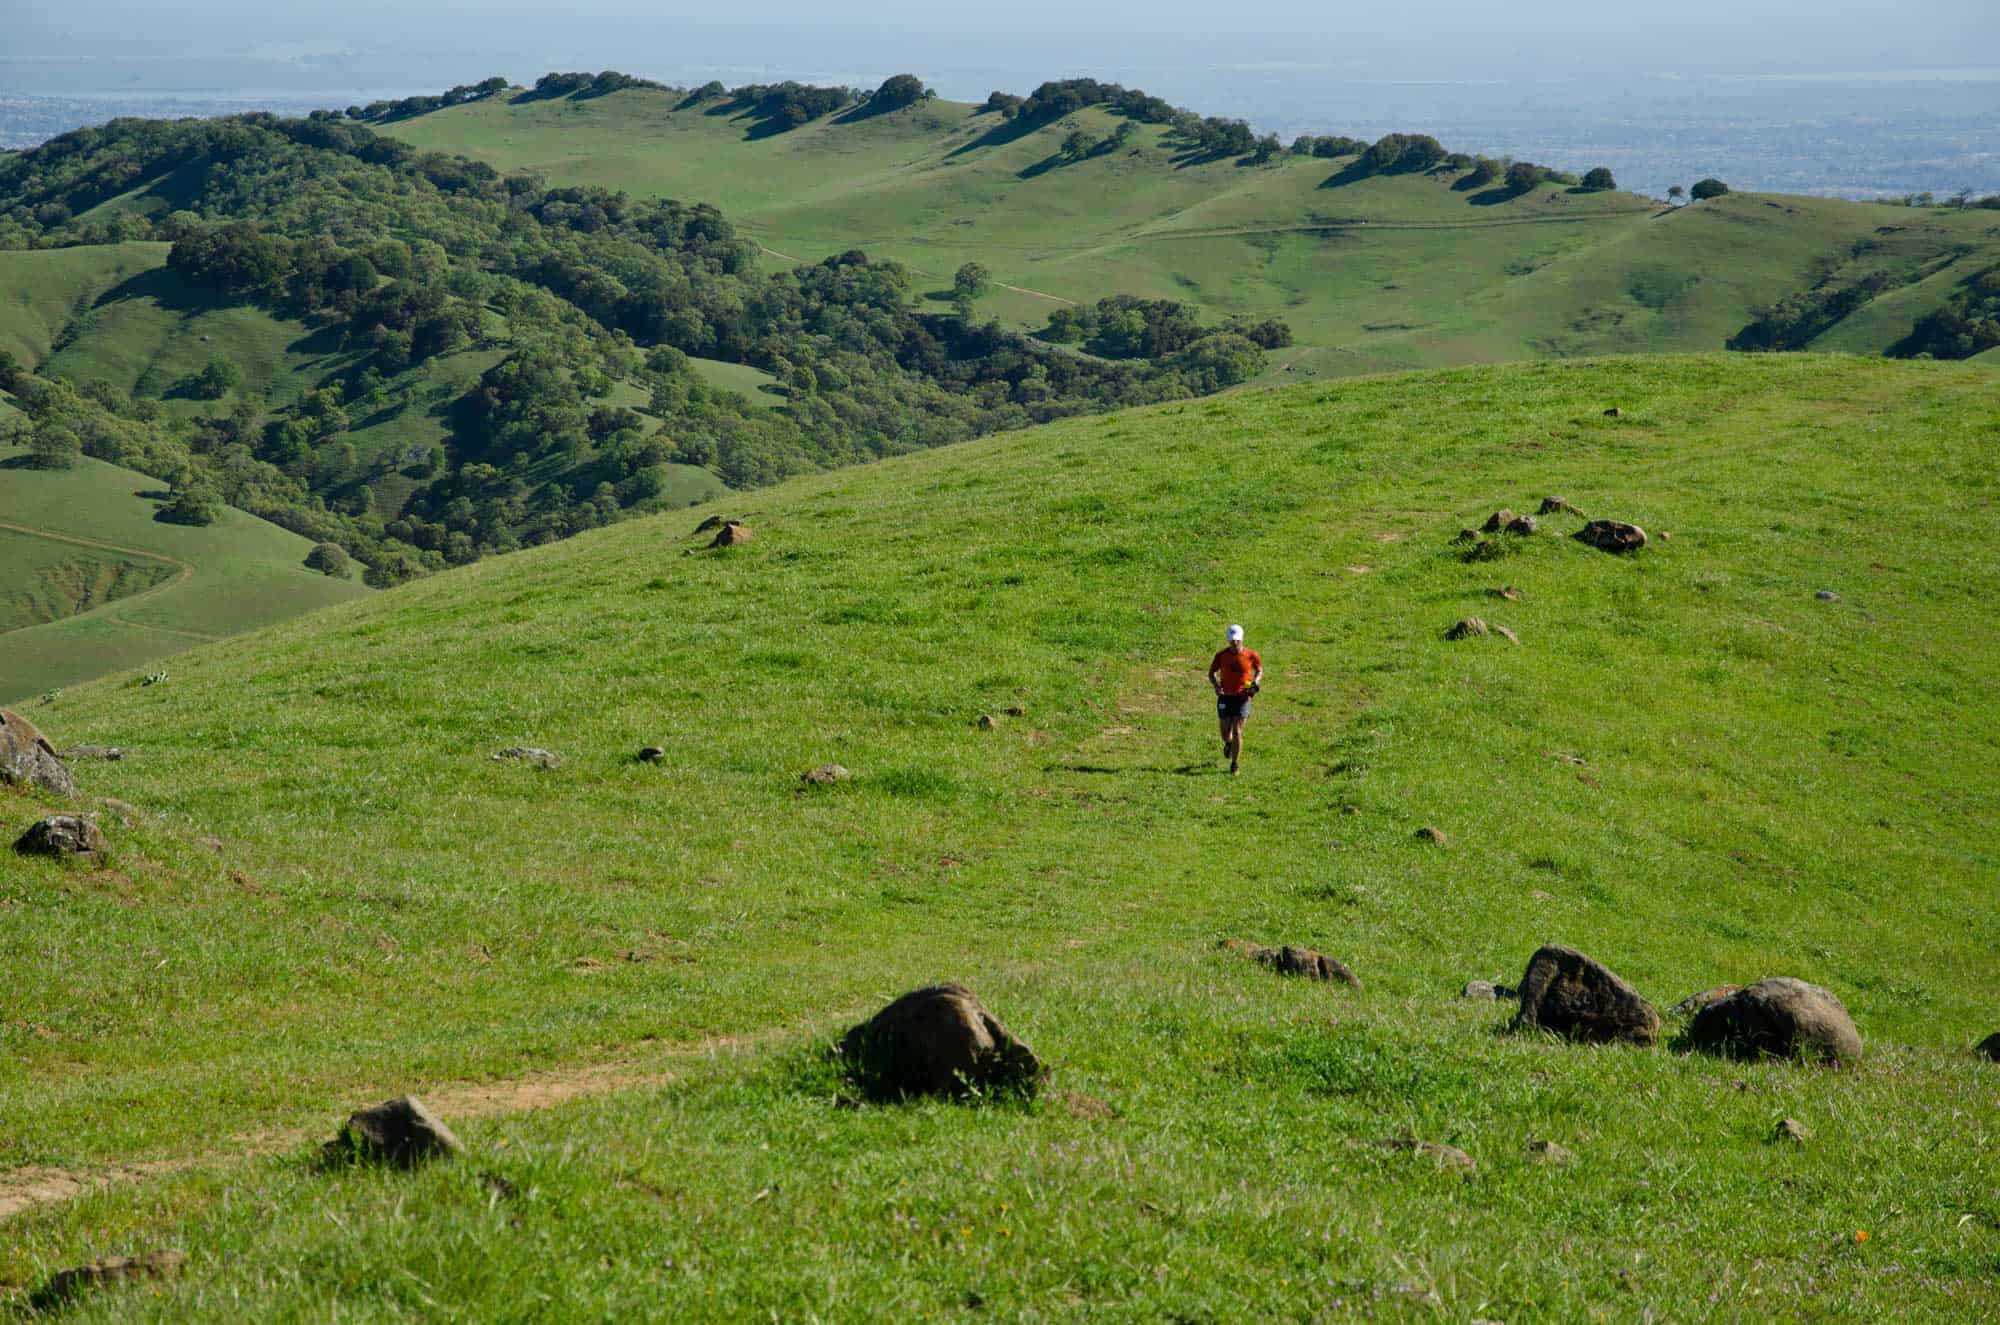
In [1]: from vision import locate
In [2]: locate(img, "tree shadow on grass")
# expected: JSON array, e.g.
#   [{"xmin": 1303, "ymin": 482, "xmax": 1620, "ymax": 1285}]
[
  {"xmin": 1052, "ymin": 762, "xmax": 1219, "ymax": 776},
  {"xmin": 946, "ymin": 115, "xmax": 1044, "ymax": 159}
]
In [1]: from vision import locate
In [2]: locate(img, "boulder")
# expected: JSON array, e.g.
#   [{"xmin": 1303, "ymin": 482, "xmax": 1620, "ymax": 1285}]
[
  {"xmin": 325, "ymin": 1095, "xmax": 465, "ymax": 1166},
  {"xmin": 976, "ymin": 714, "xmax": 997, "ymax": 730},
  {"xmin": 62, "ymin": 744, "xmax": 126, "ymax": 761},
  {"xmin": 1684, "ymin": 977, "xmax": 1862, "ymax": 1063},
  {"xmin": 801, "ymin": 763, "xmax": 850, "ymax": 786},
  {"xmin": 839, "ymin": 984, "xmax": 1042, "ymax": 1099},
  {"xmin": 1514, "ymin": 944, "xmax": 1660, "ymax": 1046},
  {"xmin": 0, "ymin": 708, "xmax": 75, "ymax": 798},
  {"xmin": 1481, "ymin": 509, "xmax": 1519, "ymax": 533},
  {"xmin": 1526, "ymin": 1139, "xmax": 1573, "ymax": 1166},
  {"xmin": 1814, "ymin": 590, "xmax": 1841, "ymax": 603},
  {"xmin": 1445, "ymin": 617, "xmax": 1489, "ymax": 640},
  {"xmin": 1575, "ymin": 520, "xmax": 1648, "ymax": 554},
  {"xmin": 636, "ymin": 746, "xmax": 666, "ymax": 763},
  {"xmin": 709, "ymin": 521, "xmax": 753, "ymax": 548},
  {"xmin": 1537, "ymin": 496, "xmax": 1578, "ymax": 516},
  {"xmin": 1415, "ymin": 825, "xmax": 1448, "ymax": 846},
  {"xmin": 1603, "ymin": 406, "xmax": 1623, "ymax": 418},
  {"xmin": 1975, "ymin": 1032, "xmax": 2000, "ymax": 1063},
  {"xmin": 1382, "ymin": 1136, "xmax": 1475, "ymax": 1171},
  {"xmin": 1221, "ymin": 938, "xmax": 1362, "ymax": 989},
  {"xmin": 1504, "ymin": 515, "xmax": 1538, "ymax": 536},
  {"xmin": 15, "ymin": 815, "xmax": 106, "ymax": 858},
  {"xmin": 1668, "ymin": 984, "xmax": 1740, "ymax": 1018},
  {"xmin": 1772, "ymin": 1117, "xmax": 1810, "ymax": 1144},
  {"xmin": 34, "ymin": 1250, "xmax": 185, "ymax": 1308},
  {"xmin": 492, "ymin": 747, "xmax": 561, "ymax": 768}
]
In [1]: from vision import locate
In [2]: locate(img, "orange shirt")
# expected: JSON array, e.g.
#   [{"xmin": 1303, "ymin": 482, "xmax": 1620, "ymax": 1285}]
[{"xmin": 1210, "ymin": 646, "xmax": 1262, "ymax": 696}]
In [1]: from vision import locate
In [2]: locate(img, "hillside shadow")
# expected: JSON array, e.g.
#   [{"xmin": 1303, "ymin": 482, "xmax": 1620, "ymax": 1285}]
[
  {"xmin": 1318, "ymin": 159, "xmax": 1375, "ymax": 190},
  {"xmin": 90, "ymin": 265, "xmax": 217, "ymax": 317},
  {"xmin": 946, "ymin": 115, "xmax": 1043, "ymax": 159},
  {"xmin": 1467, "ymin": 187, "xmax": 1519, "ymax": 207}
]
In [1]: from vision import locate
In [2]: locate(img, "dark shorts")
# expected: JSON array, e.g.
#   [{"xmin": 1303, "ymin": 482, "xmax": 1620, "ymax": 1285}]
[{"xmin": 1217, "ymin": 693, "xmax": 1252, "ymax": 721}]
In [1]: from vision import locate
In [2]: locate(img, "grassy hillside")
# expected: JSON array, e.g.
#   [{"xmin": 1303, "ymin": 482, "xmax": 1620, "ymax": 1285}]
[
  {"xmin": 388, "ymin": 89, "xmax": 2000, "ymax": 376},
  {"xmin": 0, "ymin": 241, "xmax": 167, "ymax": 368},
  {"xmin": 3, "ymin": 354, "xmax": 1996, "ymax": 1319},
  {"xmin": 0, "ymin": 445, "xmax": 369, "ymax": 701}
]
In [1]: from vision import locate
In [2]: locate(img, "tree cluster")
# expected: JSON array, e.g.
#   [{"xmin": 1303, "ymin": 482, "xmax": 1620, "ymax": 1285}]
[{"xmin": 345, "ymin": 79, "xmax": 509, "ymax": 123}]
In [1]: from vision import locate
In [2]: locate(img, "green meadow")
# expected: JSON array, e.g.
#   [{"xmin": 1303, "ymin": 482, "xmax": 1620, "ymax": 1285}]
[
  {"xmin": 389, "ymin": 90, "xmax": 2000, "ymax": 378},
  {"xmin": 3, "ymin": 354, "xmax": 1996, "ymax": 1319},
  {"xmin": 0, "ymin": 445, "xmax": 368, "ymax": 701}
]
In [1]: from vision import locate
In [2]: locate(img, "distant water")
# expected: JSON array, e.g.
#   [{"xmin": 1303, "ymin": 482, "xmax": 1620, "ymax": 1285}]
[{"xmin": 5, "ymin": 44, "xmax": 1996, "ymax": 200}]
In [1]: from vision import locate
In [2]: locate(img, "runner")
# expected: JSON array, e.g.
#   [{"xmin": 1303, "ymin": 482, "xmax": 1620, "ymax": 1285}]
[{"xmin": 1208, "ymin": 624, "xmax": 1262, "ymax": 776}]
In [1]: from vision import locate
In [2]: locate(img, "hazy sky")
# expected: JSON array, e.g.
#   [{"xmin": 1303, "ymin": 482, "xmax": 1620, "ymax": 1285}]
[{"xmin": 13, "ymin": 1, "xmax": 1999, "ymax": 82}]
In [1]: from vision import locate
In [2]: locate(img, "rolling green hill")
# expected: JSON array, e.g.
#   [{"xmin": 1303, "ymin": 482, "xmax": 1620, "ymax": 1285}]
[
  {"xmin": 4, "ymin": 354, "xmax": 1995, "ymax": 1319},
  {"xmin": 388, "ymin": 88, "xmax": 2000, "ymax": 378},
  {"xmin": 0, "ymin": 445, "xmax": 369, "ymax": 701}
]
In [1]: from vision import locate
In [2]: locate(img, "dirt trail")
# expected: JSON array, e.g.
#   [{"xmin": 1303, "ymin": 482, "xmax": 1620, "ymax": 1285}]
[
  {"xmin": 0, "ymin": 1018, "xmax": 840, "ymax": 1224},
  {"xmin": 0, "ymin": 519, "xmax": 214, "ymax": 641}
]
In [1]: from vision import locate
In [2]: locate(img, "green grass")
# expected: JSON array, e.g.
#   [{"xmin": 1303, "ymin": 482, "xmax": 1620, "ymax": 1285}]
[
  {"xmin": 0, "ymin": 446, "xmax": 369, "ymax": 701},
  {"xmin": 687, "ymin": 354, "xmax": 782, "ymax": 408},
  {"xmin": 387, "ymin": 90, "xmax": 2000, "ymax": 377},
  {"xmin": 2, "ymin": 354, "xmax": 1996, "ymax": 1319},
  {"xmin": 0, "ymin": 242, "xmax": 168, "ymax": 368}
]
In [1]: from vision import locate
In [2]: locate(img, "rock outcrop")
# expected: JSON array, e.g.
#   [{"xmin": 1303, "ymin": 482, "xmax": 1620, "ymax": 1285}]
[{"xmin": 0, "ymin": 708, "xmax": 75, "ymax": 798}]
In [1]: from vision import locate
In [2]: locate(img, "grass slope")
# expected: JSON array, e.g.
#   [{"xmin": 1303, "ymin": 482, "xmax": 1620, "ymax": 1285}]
[
  {"xmin": 0, "ymin": 446, "xmax": 368, "ymax": 701},
  {"xmin": 388, "ymin": 90, "xmax": 2000, "ymax": 377},
  {"xmin": 2, "ymin": 355, "xmax": 1996, "ymax": 1319}
]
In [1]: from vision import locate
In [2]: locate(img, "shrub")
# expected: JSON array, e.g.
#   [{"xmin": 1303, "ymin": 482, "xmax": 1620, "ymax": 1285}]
[{"xmin": 305, "ymin": 542, "xmax": 353, "ymax": 577}]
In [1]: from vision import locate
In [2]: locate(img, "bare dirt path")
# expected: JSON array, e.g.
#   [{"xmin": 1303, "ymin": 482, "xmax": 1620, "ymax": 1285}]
[{"xmin": 0, "ymin": 1016, "xmax": 848, "ymax": 1224}]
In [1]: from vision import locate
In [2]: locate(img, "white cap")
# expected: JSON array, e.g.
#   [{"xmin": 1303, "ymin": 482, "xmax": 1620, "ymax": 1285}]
[{"xmin": 1226, "ymin": 624, "xmax": 1245, "ymax": 642}]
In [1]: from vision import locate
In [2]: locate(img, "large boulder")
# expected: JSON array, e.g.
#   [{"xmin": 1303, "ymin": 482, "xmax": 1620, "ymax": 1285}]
[
  {"xmin": 0, "ymin": 708, "xmax": 75, "ymax": 798},
  {"xmin": 709, "ymin": 521, "xmax": 753, "ymax": 548},
  {"xmin": 1575, "ymin": 520, "xmax": 1648, "ymax": 554},
  {"xmin": 839, "ymin": 984, "xmax": 1042, "ymax": 1099},
  {"xmin": 15, "ymin": 815, "xmax": 106, "ymax": 858},
  {"xmin": 1684, "ymin": 977, "xmax": 1862, "ymax": 1063},
  {"xmin": 1221, "ymin": 938, "xmax": 1363, "ymax": 989},
  {"xmin": 1514, "ymin": 944, "xmax": 1660, "ymax": 1046},
  {"xmin": 324, "ymin": 1095, "xmax": 465, "ymax": 1166}
]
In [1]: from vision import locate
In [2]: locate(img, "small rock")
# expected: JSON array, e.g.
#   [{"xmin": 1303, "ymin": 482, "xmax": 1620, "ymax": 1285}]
[
  {"xmin": 325, "ymin": 1095, "xmax": 465, "ymax": 1166},
  {"xmin": 1445, "ymin": 617, "xmax": 1489, "ymax": 640},
  {"xmin": 1772, "ymin": 1117, "xmax": 1810, "ymax": 1144},
  {"xmin": 1685, "ymin": 977, "xmax": 1862, "ymax": 1063},
  {"xmin": 1383, "ymin": 1136, "xmax": 1475, "ymax": 1171},
  {"xmin": 1453, "ymin": 527, "xmax": 1481, "ymax": 544},
  {"xmin": 839, "ymin": 984, "xmax": 1042, "ymax": 1099},
  {"xmin": 0, "ymin": 707, "xmax": 76, "ymax": 798},
  {"xmin": 1537, "ymin": 496, "xmax": 1577, "ymax": 516},
  {"xmin": 1974, "ymin": 1032, "xmax": 2000, "ymax": 1062},
  {"xmin": 1492, "ymin": 624, "xmax": 1520, "ymax": 645},
  {"xmin": 1814, "ymin": 589, "xmax": 1841, "ymax": 602},
  {"xmin": 1220, "ymin": 938, "xmax": 1362, "ymax": 988},
  {"xmin": 1668, "ymin": 984, "xmax": 1741, "ymax": 1018},
  {"xmin": 1059, "ymin": 1091, "xmax": 1117, "ymax": 1120},
  {"xmin": 1575, "ymin": 520, "xmax": 1648, "ymax": 554},
  {"xmin": 801, "ymin": 763, "xmax": 850, "ymax": 786},
  {"xmin": 492, "ymin": 747, "xmax": 562, "ymax": 768},
  {"xmin": 1461, "ymin": 980, "xmax": 1497, "ymax": 1001},
  {"xmin": 636, "ymin": 746, "xmax": 666, "ymax": 763},
  {"xmin": 1514, "ymin": 944, "xmax": 1661, "ymax": 1047},
  {"xmin": 62, "ymin": 745, "xmax": 126, "ymax": 761},
  {"xmin": 1481, "ymin": 509, "xmax": 1519, "ymax": 534},
  {"xmin": 1603, "ymin": 406, "xmax": 1623, "ymax": 418},
  {"xmin": 976, "ymin": 714, "xmax": 997, "ymax": 730},
  {"xmin": 35, "ymin": 1250, "xmax": 185, "ymax": 1307},
  {"xmin": 1526, "ymin": 1139, "xmax": 1573, "ymax": 1165},
  {"xmin": 1415, "ymin": 825, "xmax": 1448, "ymax": 846},
  {"xmin": 14, "ymin": 816, "xmax": 107, "ymax": 858},
  {"xmin": 709, "ymin": 521, "xmax": 753, "ymax": 548},
  {"xmin": 1491, "ymin": 585, "xmax": 1522, "ymax": 601},
  {"xmin": 1004, "ymin": 705, "xmax": 1027, "ymax": 717},
  {"xmin": 1504, "ymin": 515, "xmax": 1539, "ymax": 536}
]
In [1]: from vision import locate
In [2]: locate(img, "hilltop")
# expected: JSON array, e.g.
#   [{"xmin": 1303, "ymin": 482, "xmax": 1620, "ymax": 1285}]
[
  {"xmin": 4, "ymin": 354, "xmax": 1995, "ymax": 1318},
  {"xmin": 386, "ymin": 79, "xmax": 2000, "ymax": 379}
]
